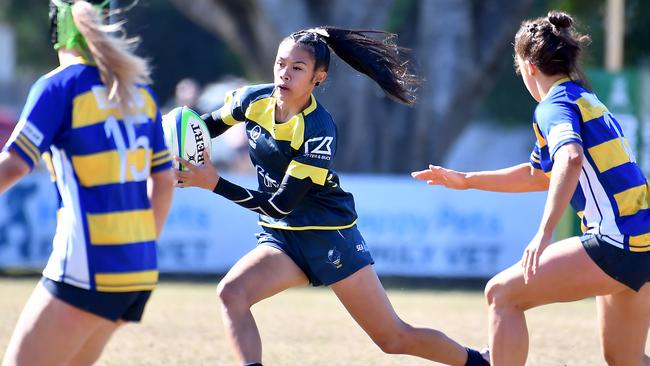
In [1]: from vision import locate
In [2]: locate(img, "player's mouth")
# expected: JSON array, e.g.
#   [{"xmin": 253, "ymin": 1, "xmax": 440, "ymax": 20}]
[{"xmin": 276, "ymin": 84, "xmax": 290, "ymax": 92}]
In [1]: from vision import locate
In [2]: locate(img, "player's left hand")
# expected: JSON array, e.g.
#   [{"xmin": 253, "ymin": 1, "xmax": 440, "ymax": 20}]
[
  {"xmin": 521, "ymin": 230, "xmax": 552, "ymax": 284},
  {"xmin": 174, "ymin": 150, "xmax": 219, "ymax": 191}
]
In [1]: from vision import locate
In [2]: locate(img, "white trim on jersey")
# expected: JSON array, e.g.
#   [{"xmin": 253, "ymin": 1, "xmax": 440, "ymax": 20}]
[
  {"xmin": 42, "ymin": 147, "xmax": 91, "ymax": 289},
  {"xmin": 599, "ymin": 235, "xmax": 625, "ymax": 249},
  {"xmin": 232, "ymin": 189, "xmax": 254, "ymax": 203},
  {"xmin": 268, "ymin": 198, "xmax": 291, "ymax": 215},
  {"xmin": 580, "ymin": 159, "xmax": 623, "ymax": 241}
]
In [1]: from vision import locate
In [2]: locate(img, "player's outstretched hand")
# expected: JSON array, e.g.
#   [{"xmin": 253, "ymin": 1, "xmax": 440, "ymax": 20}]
[
  {"xmin": 174, "ymin": 150, "xmax": 219, "ymax": 191},
  {"xmin": 411, "ymin": 164, "xmax": 469, "ymax": 190}
]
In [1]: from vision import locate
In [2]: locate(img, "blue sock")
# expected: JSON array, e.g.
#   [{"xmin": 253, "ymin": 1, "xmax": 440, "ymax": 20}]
[
  {"xmin": 243, "ymin": 363, "xmax": 263, "ymax": 366},
  {"xmin": 465, "ymin": 347, "xmax": 489, "ymax": 366}
]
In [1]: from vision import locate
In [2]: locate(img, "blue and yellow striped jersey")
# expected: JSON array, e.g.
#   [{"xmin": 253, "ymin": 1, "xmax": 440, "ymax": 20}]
[
  {"xmin": 3, "ymin": 58, "xmax": 172, "ymax": 291},
  {"xmin": 217, "ymin": 84, "xmax": 357, "ymax": 230},
  {"xmin": 529, "ymin": 78, "xmax": 649, "ymax": 252}
]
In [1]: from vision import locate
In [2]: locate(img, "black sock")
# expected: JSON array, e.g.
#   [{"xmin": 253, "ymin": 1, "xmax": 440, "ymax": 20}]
[
  {"xmin": 465, "ymin": 347, "xmax": 489, "ymax": 366},
  {"xmin": 243, "ymin": 363, "xmax": 263, "ymax": 366}
]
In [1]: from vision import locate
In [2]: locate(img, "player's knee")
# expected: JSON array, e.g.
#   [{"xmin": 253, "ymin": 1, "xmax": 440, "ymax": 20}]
[
  {"xmin": 485, "ymin": 277, "xmax": 513, "ymax": 309},
  {"xmin": 216, "ymin": 280, "xmax": 247, "ymax": 308},
  {"xmin": 371, "ymin": 323, "xmax": 413, "ymax": 355}
]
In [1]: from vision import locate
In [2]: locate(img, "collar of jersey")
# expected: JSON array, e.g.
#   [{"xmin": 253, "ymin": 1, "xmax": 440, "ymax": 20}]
[
  {"xmin": 270, "ymin": 90, "xmax": 317, "ymax": 117},
  {"xmin": 543, "ymin": 76, "xmax": 572, "ymax": 101},
  {"xmin": 302, "ymin": 94, "xmax": 317, "ymax": 115},
  {"xmin": 46, "ymin": 56, "xmax": 94, "ymax": 79},
  {"xmin": 246, "ymin": 93, "xmax": 317, "ymax": 150},
  {"xmin": 65, "ymin": 55, "xmax": 93, "ymax": 66},
  {"xmin": 273, "ymin": 94, "xmax": 315, "ymax": 150}
]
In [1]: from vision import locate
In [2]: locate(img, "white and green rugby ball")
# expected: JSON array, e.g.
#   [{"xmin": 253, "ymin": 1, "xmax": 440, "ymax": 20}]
[{"xmin": 162, "ymin": 106, "xmax": 211, "ymax": 170}]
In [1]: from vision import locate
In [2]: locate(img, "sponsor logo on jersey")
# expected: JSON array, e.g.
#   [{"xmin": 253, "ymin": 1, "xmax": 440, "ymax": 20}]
[
  {"xmin": 248, "ymin": 125, "xmax": 262, "ymax": 149},
  {"xmin": 256, "ymin": 165, "xmax": 278, "ymax": 188},
  {"xmin": 305, "ymin": 136, "xmax": 333, "ymax": 160}
]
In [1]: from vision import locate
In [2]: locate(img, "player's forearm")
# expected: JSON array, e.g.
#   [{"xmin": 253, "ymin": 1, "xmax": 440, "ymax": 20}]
[
  {"xmin": 465, "ymin": 163, "xmax": 549, "ymax": 192},
  {"xmin": 0, "ymin": 150, "xmax": 30, "ymax": 195},
  {"xmin": 213, "ymin": 175, "xmax": 311, "ymax": 219},
  {"xmin": 148, "ymin": 169, "xmax": 174, "ymax": 239},
  {"xmin": 537, "ymin": 144, "xmax": 583, "ymax": 235}
]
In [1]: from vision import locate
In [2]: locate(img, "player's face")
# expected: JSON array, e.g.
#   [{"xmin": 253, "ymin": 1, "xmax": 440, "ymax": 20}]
[
  {"xmin": 516, "ymin": 54, "xmax": 541, "ymax": 102},
  {"xmin": 274, "ymin": 41, "xmax": 325, "ymax": 104}
]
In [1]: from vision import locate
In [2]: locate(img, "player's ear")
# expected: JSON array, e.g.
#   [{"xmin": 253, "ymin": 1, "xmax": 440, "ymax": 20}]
[
  {"xmin": 525, "ymin": 59, "xmax": 537, "ymax": 76},
  {"xmin": 314, "ymin": 70, "xmax": 327, "ymax": 86}
]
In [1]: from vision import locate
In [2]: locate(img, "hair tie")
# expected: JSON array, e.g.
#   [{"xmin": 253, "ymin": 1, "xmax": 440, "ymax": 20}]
[{"xmin": 305, "ymin": 27, "xmax": 330, "ymax": 38}]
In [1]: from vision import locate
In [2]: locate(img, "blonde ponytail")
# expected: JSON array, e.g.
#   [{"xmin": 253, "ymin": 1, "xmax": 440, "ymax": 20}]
[{"xmin": 71, "ymin": 0, "xmax": 151, "ymax": 112}]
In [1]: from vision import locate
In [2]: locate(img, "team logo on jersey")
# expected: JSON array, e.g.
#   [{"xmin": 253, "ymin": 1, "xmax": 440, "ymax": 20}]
[
  {"xmin": 326, "ymin": 248, "xmax": 343, "ymax": 269},
  {"xmin": 304, "ymin": 136, "xmax": 333, "ymax": 160},
  {"xmin": 248, "ymin": 125, "xmax": 262, "ymax": 149}
]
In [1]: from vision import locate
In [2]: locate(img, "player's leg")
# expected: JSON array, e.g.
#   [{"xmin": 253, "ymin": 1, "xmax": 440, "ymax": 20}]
[
  {"xmin": 484, "ymin": 236, "xmax": 627, "ymax": 366},
  {"xmin": 64, "ymin": 288, "xmax": 152, "ymax": 365},
  {"xmin": 217, "ymin": 245, "xmax": 309, "ymax": 365},
  {"xmin": 2, "ymin": 281, "xmax": 114, "ymax": 366},
  {"xmin": 596, "ymin": 283, "xmax": 650, "ymax": 366},
  {"xmin": 63, "ymin": 321, "xmax": 122, "ymax": 366},
  {"xmin": 330, "ymin": 264, "xmax": 473, "ymax": 365}
]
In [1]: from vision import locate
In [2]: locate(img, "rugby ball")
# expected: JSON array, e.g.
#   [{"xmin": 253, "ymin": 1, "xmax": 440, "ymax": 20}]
[{"xmin": 162, "ymin": 106, "xmax": 212, "ymax": 170}]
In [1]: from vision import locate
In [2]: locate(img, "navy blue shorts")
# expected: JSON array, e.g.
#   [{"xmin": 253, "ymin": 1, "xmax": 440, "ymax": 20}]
[
  {"xmin": 41, "ymin": 277, "xmax": 152, "ymax": 322},
  {"xmin": 581, "ymin": 234, "xmax": 650, "ymax": 292},
  {"xmin": 257, "ymin": 225, "xmax": 374, "ymax": 287}
]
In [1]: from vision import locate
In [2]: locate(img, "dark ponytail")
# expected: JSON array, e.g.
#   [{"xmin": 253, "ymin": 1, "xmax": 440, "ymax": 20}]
[
  {"xmin": 514, "ymin": 11, "xmax": 591, "ymax": 89},
  {"xmin": 286, "ymin": 27, "xmax": 419, "ymax": 106}
]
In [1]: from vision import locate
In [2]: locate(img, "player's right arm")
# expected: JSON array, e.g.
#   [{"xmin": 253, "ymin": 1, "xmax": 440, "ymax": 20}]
[
  {"xmin": 0, "ymin": 149, "xmax": 30, "ymax": 195},
  {"xmin": 1, "ymin": 75, "xmax": 67, "ymax": 194},
  {"xmin": 411, "ymin": 162, "xmax": 549, "ymax": 192}
]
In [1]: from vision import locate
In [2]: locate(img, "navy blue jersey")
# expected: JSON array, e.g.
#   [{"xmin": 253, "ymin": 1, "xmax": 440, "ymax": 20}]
[{"xmin": 207, "ymin": 84, "xmax": 357, "ymax": 230}]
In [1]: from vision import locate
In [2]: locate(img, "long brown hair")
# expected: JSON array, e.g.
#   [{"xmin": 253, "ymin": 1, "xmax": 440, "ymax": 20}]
[{"xmin": 71, "ymin": 0, "xmax": 151, "ymax": 111}]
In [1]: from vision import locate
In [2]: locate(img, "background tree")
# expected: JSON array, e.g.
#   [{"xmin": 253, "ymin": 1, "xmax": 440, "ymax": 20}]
[
  {"xmin": 3, "ymin": 0, "xmax": 649, "ymax": 172},
  {"xmin": 170, "ymin": 0, "xmax": 534, "ymax": 172}
]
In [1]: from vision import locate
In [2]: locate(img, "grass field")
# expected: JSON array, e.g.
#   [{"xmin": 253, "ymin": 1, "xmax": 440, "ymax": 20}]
[{"xmin": 0, "ymin": 277, "xmax": 647, "ymax": 365}]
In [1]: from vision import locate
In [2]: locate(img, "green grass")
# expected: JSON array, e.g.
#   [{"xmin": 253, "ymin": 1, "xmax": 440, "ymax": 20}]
[{"xmin": 0, "ymin": 277, "xmax": 646, "ymax": 365}]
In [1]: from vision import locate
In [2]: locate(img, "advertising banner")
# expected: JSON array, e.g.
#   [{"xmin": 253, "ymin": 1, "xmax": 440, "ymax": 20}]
[{"xmin": 0, "ymin": 172, "xmax": 546, "ymax": 277}]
